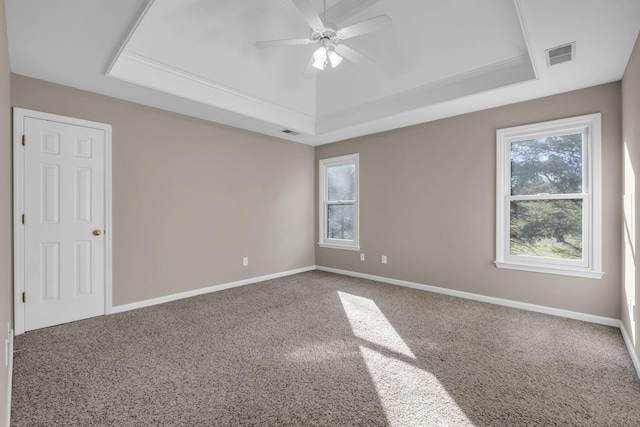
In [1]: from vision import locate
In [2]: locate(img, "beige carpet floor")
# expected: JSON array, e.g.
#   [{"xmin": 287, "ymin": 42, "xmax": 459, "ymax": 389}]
[{"xmin": 10, "ymin": 271, "xmax": 640, "ymax": 426}]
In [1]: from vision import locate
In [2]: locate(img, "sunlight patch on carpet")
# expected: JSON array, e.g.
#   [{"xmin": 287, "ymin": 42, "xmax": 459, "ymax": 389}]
[
  {"xmin": 359, "ymin": 346, "xmax": 472, "ymax": 426},
  {"xmin": 338, "ymin": 291, "xmax": 471, "ymax": 426},
  {"xmin": 338, "ymin": 291, "xmax": 415, "ymax": 358}
]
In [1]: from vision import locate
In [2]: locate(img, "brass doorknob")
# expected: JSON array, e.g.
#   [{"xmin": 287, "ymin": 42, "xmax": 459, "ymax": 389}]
[{"xmin": 93, "ymin": 229, "xmax": 102, "ymax": 236}]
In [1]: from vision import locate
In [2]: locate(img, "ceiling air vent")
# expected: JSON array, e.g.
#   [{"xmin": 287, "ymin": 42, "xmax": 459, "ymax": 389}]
[
  {"xmin": 545, "ymin": 42, "xmax": 576, "ymax": 66},
  {"xmin": 281, "ymin": 129, "xmax": 300, "ymax": 136}
]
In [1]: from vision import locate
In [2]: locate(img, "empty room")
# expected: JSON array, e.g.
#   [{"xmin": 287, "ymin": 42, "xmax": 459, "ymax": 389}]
[{"xmin": 1, "ymin": 0, "xmax": 640, "ymax": 425}]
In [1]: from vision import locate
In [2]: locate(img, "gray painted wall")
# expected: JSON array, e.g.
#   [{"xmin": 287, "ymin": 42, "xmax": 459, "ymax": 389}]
[
  {"xmin": 316, "ymin": 82, "xmax": 622, "ymax": 319},
  {"xmin": 622, "ymin": 33, "xmax": 640, "ymax": 364},
  {"xmin": 11, "ymin": 75, "xmax": 316, "ymax": 307}
]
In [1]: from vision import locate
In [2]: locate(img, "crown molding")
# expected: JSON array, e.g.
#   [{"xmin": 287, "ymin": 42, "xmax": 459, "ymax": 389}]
[
  {"xmin": 107, "ymin": 50, "xmax": 316, "ymax": 135},
  {"xmin": 316, "ymin": 54, "xmax": 536, "ymax": 134}
]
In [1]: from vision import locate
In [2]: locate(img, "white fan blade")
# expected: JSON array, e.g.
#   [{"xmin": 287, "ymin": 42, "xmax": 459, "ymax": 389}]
[
  {"xmin": 255, "ymin": 38, "xmax": 312, "ymax": 48},
  {"xmin": 335, "ymin": 44, "xmax": 375, "ymax": 67},
  {"xmin": 302, "ymin": 53, "xmax": 316, "ymax": 78},
  {"xmin": 325, "ymin": 0, "xmax": 381, "ymax": 24},
  {"xmin": 292, "ymin": 0, "xmax": 324, "ymax": 30},
  {"xmin": 337, "ymin": 14, "xmax": 391, "ymax": 39}
]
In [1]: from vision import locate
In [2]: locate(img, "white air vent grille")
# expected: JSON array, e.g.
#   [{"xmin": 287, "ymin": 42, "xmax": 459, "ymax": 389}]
[
  {"xmin": 281, "ymin": 129, "xmax": 300, "ymax": 136},
  {"xmin": 546, "ymin": 42, "xmax": 576, "ymax": 66}
]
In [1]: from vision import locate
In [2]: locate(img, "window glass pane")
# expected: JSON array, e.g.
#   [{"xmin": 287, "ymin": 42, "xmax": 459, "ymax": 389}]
[
  {"xmin": 328, "ymin": 164, "xmax": 355, "ymax": 201},
  {"xmin": 510, "ymin": 199, "xmax": 583, "ymax": 259},
  {"xmin": 510, "ymin": 134, "xmax": 582, "ymax": 195},
  {"xmin": 327, "ymin": 204, "xmax": 354, "ymax": 240}
]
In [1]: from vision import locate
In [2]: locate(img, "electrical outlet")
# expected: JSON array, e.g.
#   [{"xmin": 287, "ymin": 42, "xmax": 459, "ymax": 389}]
[
  {"xmin": 242, "ymin": 257, "xmax": 249, "ymax": 267},
  {"xmin": 360, "ymin": 253, "xmax": 365, "ymax": 261},
  {"xmin": 381, "ymin": 255, "xmax": 387, "ymax": 264}
]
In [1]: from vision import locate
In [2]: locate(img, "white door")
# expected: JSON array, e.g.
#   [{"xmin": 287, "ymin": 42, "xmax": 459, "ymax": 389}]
[{"xmin": 22, "ymin": 116, "xmax": 106, "ymax": 331}]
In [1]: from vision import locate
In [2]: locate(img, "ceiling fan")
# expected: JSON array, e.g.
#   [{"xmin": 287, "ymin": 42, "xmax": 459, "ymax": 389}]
[{"xmin": 255, "ymin": 0, "xmax": 391, "ymax": 76}]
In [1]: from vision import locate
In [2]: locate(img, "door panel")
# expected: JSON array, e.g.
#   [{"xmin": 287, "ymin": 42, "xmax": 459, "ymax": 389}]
[{"xmin": 23, "ymin": 117, "xmax": 106, "ymax": 331}]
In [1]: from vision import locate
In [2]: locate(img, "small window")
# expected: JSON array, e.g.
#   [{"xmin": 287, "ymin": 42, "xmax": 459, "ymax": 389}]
[
  {"xmin": 495, "ymin": 114, "xmax": 602, "ymax": 278},
  {"xmin": 319, "ymin": 154, "xmax": 359, "ymax": 250}
]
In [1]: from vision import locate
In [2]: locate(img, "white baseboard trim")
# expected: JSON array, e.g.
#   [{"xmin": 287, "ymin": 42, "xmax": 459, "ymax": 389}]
[
  {"xmin": 619, "ymin": 321, "xmax": 640, "ymax": 379},
  {"xmin": 111, "ymin": 266, "xmax": 316, "ymax": 314},
  {"xmin": 316, "ymin": 266, "xmax": 620, "ymax": 327},
  {"xmin": 5, "ymin": 328, "xmax": 13, "ymax": 427},
  {"xmin": 108, "ymin": 264, "xmax": 637, "ymax": 381}
]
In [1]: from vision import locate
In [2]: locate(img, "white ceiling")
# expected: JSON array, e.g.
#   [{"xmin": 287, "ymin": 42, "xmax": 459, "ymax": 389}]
[{"xmin": 6, "ymin": 0, "xmax": 640, "ymax": 145}]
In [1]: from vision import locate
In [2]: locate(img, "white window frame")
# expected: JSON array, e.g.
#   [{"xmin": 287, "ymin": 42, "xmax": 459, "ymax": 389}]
[
  {"xmin": 495, "ymin": 113, "xmax": 603, "ymax": 279},
  {"xmin": 318, "ymin": 153, "xmax": 360, "ymax": 251}
]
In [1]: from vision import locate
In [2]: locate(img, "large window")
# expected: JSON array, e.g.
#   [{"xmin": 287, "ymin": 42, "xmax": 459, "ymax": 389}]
[
  {"xmin": 495, "ymin": 114, "xmax": 602, "ymax": 278},
  {"xmin": 319, "ymin": 153, "xmax": 359, "ymax": 250}
]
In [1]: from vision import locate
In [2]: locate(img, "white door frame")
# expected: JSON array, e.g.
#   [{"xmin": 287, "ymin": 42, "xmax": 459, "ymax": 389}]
[{"xmin": 13, "ymin": 107, "xmax": 113, "ymax": 335}]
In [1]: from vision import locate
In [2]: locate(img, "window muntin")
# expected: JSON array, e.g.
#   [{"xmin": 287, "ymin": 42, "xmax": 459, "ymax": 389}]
[
  {"xmin": 319, "ymin": 154, "xmax": 359, "ymax": 250},
  {"xmin": 495, "ymin": 114, "xmax": 602, "ymax": 278}
]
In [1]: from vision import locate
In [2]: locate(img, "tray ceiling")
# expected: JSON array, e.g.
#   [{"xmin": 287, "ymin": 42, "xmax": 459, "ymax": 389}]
[{"xmin": 6, "ymin": 0, "xmax": 640, "ymax": 145}]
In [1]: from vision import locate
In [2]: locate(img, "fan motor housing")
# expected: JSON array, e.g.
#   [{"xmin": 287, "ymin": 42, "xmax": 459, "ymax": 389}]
[{"xmin": 311, "ymin": 25, "xmax": 338, "ymax": 44}]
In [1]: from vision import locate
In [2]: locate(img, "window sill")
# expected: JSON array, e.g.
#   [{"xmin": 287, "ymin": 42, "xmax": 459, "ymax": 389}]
[
  {"xmin": 317, "ymin": 243, "xmax": 360, "ymax": 251},
  {"xmin": 494, "ymin": 261, "xmax": 603, "ymax": 279}
]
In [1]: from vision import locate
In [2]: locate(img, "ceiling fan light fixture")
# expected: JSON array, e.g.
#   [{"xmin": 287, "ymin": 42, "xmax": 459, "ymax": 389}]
[
  {"xmin": 312, "ymin": 46, "xmax": 327, "ymax": 70},
  {"xmin": 314, "ymin": 46, "xmax": 327, "ymax": 62},
  {"xmin": 255, "ymin": 0, "xmax": 391, "ymax": 76},
  {"xmin": 327, "ymin": 50, "xmax": 343, "ymax": 68}
]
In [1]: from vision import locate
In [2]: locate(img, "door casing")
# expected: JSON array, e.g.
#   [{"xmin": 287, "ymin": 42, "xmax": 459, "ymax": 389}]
[{"xmin": 13, "ymin": 107, "xmax": 113, "ymax": 335}]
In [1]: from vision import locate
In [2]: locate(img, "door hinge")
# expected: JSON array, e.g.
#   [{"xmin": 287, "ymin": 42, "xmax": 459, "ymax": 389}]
[
  {"xmin": 22, "ymin": 292, "xmax": 26, "ymax": 303},
  {"xmin": 21, "ymin": 214, "xmax": 25, "ymax": 225},
  {"xmin": 21, "ymin": 135, "xmax": 25, "ymax": 146}
]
